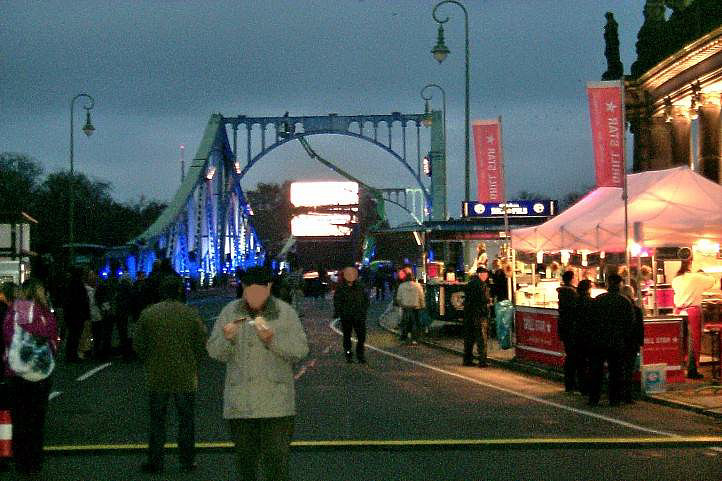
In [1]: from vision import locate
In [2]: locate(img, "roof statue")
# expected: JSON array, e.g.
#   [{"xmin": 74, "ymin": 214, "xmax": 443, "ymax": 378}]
[
  {"xmin": 601, "ymin": 12, "xmax": 624, "ymax": 81},
  {"xmin": 631, "ymin": 0, "xmax": 667, "ymax": 77}
]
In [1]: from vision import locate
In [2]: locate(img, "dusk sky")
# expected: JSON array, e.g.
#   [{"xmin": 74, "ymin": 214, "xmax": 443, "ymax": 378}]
[{"xmin": 1, "ymin": 1, "xmax": 645, "ymax": 224}]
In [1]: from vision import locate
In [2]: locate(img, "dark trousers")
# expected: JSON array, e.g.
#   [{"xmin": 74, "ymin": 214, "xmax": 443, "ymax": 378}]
[
  {"xmin": 228, "ymin": 416, "xmax": 294, "ymax": 481},
  {"xmin": 10, "ymin": 376, "xmax": 52, "ymax": 473},
  {"xmin": 463, "ymin": 315, "xmax": 488, "ymax": 363},
  {"xmin": 562, "ymin": 340, "xmax": 587, "ymax": 393},
  {"xmin": 622, "ymin": 348, "xmax": 640, "ymax": 402},
  {"xmin": 147, "ymin": 391, "xmax": 196, "ymax": 468},
  {"xmin": 340, "ymin": 317, "xmax": 366, "ymax": 360},
  {"xmin": 588, "ymin": 347, "xmax": 625, "ymax": 405},
  {"xmin": 64, "ymin": 319, "xmax": 85, "ymax": 362},
  {"xmin": 400, "ymin": 308, "xmax": 420, "ymax": 342},
  {"xmin": 91, "ymin": 321, "xmax": 106, "ymax": 359},
  {"xmin": 100, "ymin": 314, "xmax": 132, "ymax": 359}
]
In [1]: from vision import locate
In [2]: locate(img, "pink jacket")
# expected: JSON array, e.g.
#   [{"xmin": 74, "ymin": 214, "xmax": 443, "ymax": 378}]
[{"xmin": 3, "ymin": 299, "xmax": 59, "ymax": 377}]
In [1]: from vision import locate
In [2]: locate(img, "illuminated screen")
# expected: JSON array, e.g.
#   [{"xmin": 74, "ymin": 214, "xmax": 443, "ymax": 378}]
[
  {"xmin": 290, "ymin": 182, "xmax": 359, "ymax": 237},
  {"xmin": 290, "ymin": 182, "xmax": 359, "ymax": 207},
  {"xmin": 291, "ymin": 213, "xmax": 353, "ymax": 237}
]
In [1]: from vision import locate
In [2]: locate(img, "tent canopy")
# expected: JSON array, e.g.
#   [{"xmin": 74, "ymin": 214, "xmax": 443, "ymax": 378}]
[{"xmin": 512, "ymin": 167, "xmax": 722, "ymax": 253}]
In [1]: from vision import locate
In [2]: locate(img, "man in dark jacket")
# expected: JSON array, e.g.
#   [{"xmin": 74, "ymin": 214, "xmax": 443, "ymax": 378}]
[
  {"xmin": 63, "ymin": 267, "xmax": 90, "ymax": 363},
  {"xmin": 463, "ymin": 267, "xmax": 491, "ymax": 367},
  {"xmin": 557, "ymin": 270, "xmax": 579, "ymax": 392},
  {"xmin": 333, "ymin": 266, "xmax": 369, "ymax": 363},
  {"xmin": 134, "ymin": 276, "xmax": 207, "ymax": 473},
  {"xmin": 588, "ymin": 273, "xmax": 636, "ymax": 406},
  {"xmin": 621, "ymin": 284, "xmax": 644, "ymax": 403}
]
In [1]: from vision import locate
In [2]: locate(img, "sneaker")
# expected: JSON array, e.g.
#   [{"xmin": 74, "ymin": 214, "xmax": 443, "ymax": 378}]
[
  {"xmin": 462, "ymin": 361, "xmax": 474, "ymax": 367},
  {"xmin": 478, "ymin": 362, "xmax": 488, "ymax": 368},
  {"xmin": 357, "ymin": 357, "xmax": 367, "ymax": 364}
]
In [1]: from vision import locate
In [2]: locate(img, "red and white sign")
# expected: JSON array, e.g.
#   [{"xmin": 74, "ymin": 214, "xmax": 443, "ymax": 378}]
[
  {"xmin": 514, "ymin": 307, "xmax": 565, "ymax": 367},
  {"xmin": 472, "ymin": 119, "xmax": 505, "ymax": 203},
  {"xmin": 587, "ymin": 81, "xmax": 625, "ymax": 188},
  {"xmin": 641, "ymin": 319, "xmax": 685, "ymax": 383}
]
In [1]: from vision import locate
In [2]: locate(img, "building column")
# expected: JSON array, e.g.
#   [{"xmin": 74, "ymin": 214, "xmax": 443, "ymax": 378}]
[
  {"xmin": 630, "ymin": 116, "xmax": 653, "ymax": 172},
  {"xmin": 649, "ymin": 115, "xmax": 673, "ymax": 170},
  {"xmin": 697, "ymin": 92, "xmax": 721, "ymax": 184},
  {"xmin": 670, "ymin": 106, "xmax": 692, "ymax": 167}
]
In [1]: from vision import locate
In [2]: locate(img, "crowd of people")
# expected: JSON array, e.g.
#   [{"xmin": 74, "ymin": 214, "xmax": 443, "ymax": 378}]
[
  {"xmin": 4, "ymin": 250, "xmax": 703, "ymax": 478},
  {"xmin": 557, "ymin": 271, "xmax": 644, "ymax": 407}
]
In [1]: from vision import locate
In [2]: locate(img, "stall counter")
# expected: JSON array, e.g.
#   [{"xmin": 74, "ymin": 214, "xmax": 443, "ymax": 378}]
[{"xmin": 513, "ymin": 306, "xmax": 687, "ymax": 382}]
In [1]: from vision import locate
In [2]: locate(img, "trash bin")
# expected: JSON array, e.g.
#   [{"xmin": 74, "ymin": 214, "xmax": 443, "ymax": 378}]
[{"xmin": 494, "ymin": 300, "xmax": 514, "ymax": 350}]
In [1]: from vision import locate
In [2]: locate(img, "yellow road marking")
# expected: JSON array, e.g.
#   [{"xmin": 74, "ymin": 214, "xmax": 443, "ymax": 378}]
[{"xmin": 44, "ymin": 437, "xmax": 722, "ymax": 453}]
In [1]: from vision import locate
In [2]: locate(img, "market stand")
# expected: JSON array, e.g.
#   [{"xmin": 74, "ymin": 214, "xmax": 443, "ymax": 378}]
[{"xmin": 510, "ymin": 167, "xmax": 722, "ymax": 382}]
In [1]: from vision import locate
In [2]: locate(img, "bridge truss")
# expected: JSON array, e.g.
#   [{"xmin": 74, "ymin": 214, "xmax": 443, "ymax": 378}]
[{"xmin": 131, "ymin": 110, "xmax": 445, "ymax": 281}]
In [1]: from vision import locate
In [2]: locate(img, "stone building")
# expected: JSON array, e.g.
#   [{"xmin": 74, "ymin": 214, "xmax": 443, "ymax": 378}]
[{"xmin": 618, "ymin": 0, "xmax": 722, "ymax": 183}]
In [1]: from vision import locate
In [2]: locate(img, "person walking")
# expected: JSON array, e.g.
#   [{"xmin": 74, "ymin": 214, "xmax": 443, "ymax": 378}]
[
  {"xmin": 462, "ymin": 267, "xmax": 492, "ymax": 367},
  {"xmin": 588, "ymin": 273, "xmax": 635, "ymax": 406},
  {"xmin": 395, "ymin": 268, "xmax": 426, "ymax": 345},
  {"xmin": 134, "ymin": 276, "xmax": 207, "ymax": 474},
  {"xmin": 207, "ymin": 266, "xmax": 309, "ymax": 481},
  {"xmin": 557, "ymin": 270, "xmax": 580, "ymax": 392},
  {"xmin": 333, "ymin": 266, "xmax": 369, "ymax": 363},
  {"xmin": 3, "ymin": 278, "xmax": 58, "ymax": 477},
  {"xmin": 62, "ymin": 267, "xmax": 90, "ymax": 363}
]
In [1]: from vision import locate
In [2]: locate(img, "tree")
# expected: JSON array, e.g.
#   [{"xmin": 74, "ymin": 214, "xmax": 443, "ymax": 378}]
[
  {"xmin": 0, "ymin": 152, "xmax": 43, "ymax": 215},
  {"xmin": 515, "ymin": 190, "xmax": 546, "ymax": 200},
  {"xmin": 245, "ymin": 182, "xmax": 293, "ymax": 256}
]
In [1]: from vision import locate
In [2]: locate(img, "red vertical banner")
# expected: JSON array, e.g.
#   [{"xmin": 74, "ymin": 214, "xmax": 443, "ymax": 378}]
[
  {"xmin": 472, "ymin": 118, "xmax": 505, "ymax": 203},
  {"xmin": 587, "ymin": 81, "xmax": 625, "ymax": 187}
]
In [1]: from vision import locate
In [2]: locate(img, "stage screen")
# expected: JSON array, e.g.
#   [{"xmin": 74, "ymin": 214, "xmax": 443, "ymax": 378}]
[
  {"xmin": 290, "ymin": 182, "xmax": 358, "ymax": 207},
  {"xmin": 290, "ymin": 182, "xmax": 358, "ymax": 237}
]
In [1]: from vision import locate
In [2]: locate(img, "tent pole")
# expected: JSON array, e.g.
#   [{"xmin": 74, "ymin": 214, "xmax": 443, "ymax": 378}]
[{"xmin": 621, "ymin": 80, "xmax": 631, "ymax": 288}]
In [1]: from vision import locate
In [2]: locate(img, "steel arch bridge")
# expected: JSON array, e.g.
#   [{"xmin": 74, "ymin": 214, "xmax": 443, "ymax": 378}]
[{"xmin": 130, "ymin": 110, "xmax": 446, "ymax": 281}]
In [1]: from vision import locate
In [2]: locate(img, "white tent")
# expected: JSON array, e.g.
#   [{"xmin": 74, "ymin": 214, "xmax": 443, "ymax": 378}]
[{"xmin": 512, "ymin": 166, "xmax": 722, "ymax": 253}]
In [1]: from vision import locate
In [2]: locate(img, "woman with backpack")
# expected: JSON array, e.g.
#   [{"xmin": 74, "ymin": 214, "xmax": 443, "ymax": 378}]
[{"xmin": 3, "ymin": 278, "xmax": 58, "ymax": 476}]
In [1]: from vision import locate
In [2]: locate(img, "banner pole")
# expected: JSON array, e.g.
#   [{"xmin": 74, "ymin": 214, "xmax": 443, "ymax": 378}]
[
  {"xmin": 621, "ymin": 80, "xmax": 631, "ymax": 288},
  {"xmin": 499, "ymin": 116, "xmax": 513, "ymax": 301}
]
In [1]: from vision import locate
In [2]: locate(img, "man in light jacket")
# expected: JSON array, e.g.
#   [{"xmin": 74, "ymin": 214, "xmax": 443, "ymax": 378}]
[
  {"xmin": 207, "ymin": 266, "xmax": 309, "ymax": 481},
  {"xmin": 395, "ymin": 267, "xmax": 426, "ymax": 345}
]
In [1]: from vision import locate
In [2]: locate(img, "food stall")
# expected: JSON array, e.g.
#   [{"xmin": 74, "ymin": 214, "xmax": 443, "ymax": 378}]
[
  {"xmin": 423, "ymin": 200, "xmax": 557, "ymax": 322},
  {"xmin": 511, "ymin": 167, "xmax": 722, "ymax": 381}
]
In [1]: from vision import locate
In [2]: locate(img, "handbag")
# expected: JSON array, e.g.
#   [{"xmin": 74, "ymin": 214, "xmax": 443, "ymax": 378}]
[{"xmin": 7, "ymin": 302, "xmax": 55, "ymax": 382}]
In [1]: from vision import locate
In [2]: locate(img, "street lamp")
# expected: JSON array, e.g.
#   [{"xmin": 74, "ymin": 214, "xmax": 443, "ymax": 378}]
[
  {"xmin": 69, "ymin": 93, "xmax": 95, "ymax": 265},
  {"xmin": 431, "ymin": 0, "xmax": 470, "ymax": 201},
  {"xmin": 420, "ymin": 83, "xmax": 447, "ymax": 167}
]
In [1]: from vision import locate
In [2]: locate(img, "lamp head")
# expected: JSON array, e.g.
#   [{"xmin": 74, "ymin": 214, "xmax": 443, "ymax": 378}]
[
  {"xmin": 431, "ymin": 25, "xmax": 450, "ymax": 63},
  {"xmin": 82, "ymin": 110, "xmax": 95, "ymax": 137}
]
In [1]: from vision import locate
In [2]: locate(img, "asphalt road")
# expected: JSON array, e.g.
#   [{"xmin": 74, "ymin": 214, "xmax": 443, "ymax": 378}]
[{"xmin": 7, "ymin": 293, "xmax": 722, "ymax": 481}]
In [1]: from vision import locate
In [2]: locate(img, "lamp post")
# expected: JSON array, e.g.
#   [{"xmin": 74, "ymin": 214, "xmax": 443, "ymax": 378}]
[
  {"xmin": 431, "ymin": 0, "xmax": 470, "ymax": 202},
  {"xmin": 420, "ymin": 83, "xmax": 447, "ymax": 163},
  {"xmin": 69, "ymin": 93, "xmax": 95, "ymax": 265}
]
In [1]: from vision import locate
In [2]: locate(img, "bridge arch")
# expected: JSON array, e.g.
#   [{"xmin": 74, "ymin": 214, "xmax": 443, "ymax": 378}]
[{"xmin": 131, "ymin": 111, "xmax": 445, "ymax": 281}]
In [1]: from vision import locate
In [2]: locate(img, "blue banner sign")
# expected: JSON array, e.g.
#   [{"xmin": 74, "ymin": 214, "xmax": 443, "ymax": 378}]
[{"xmin": 462, "ymin": 200, "xmax": 556, "ymax": 218}]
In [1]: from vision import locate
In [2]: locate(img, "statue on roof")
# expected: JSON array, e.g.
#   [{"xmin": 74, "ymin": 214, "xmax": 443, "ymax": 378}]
[{"xmin": 602, "ymin": 12, "xmax": 624, "ymax": 80}]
